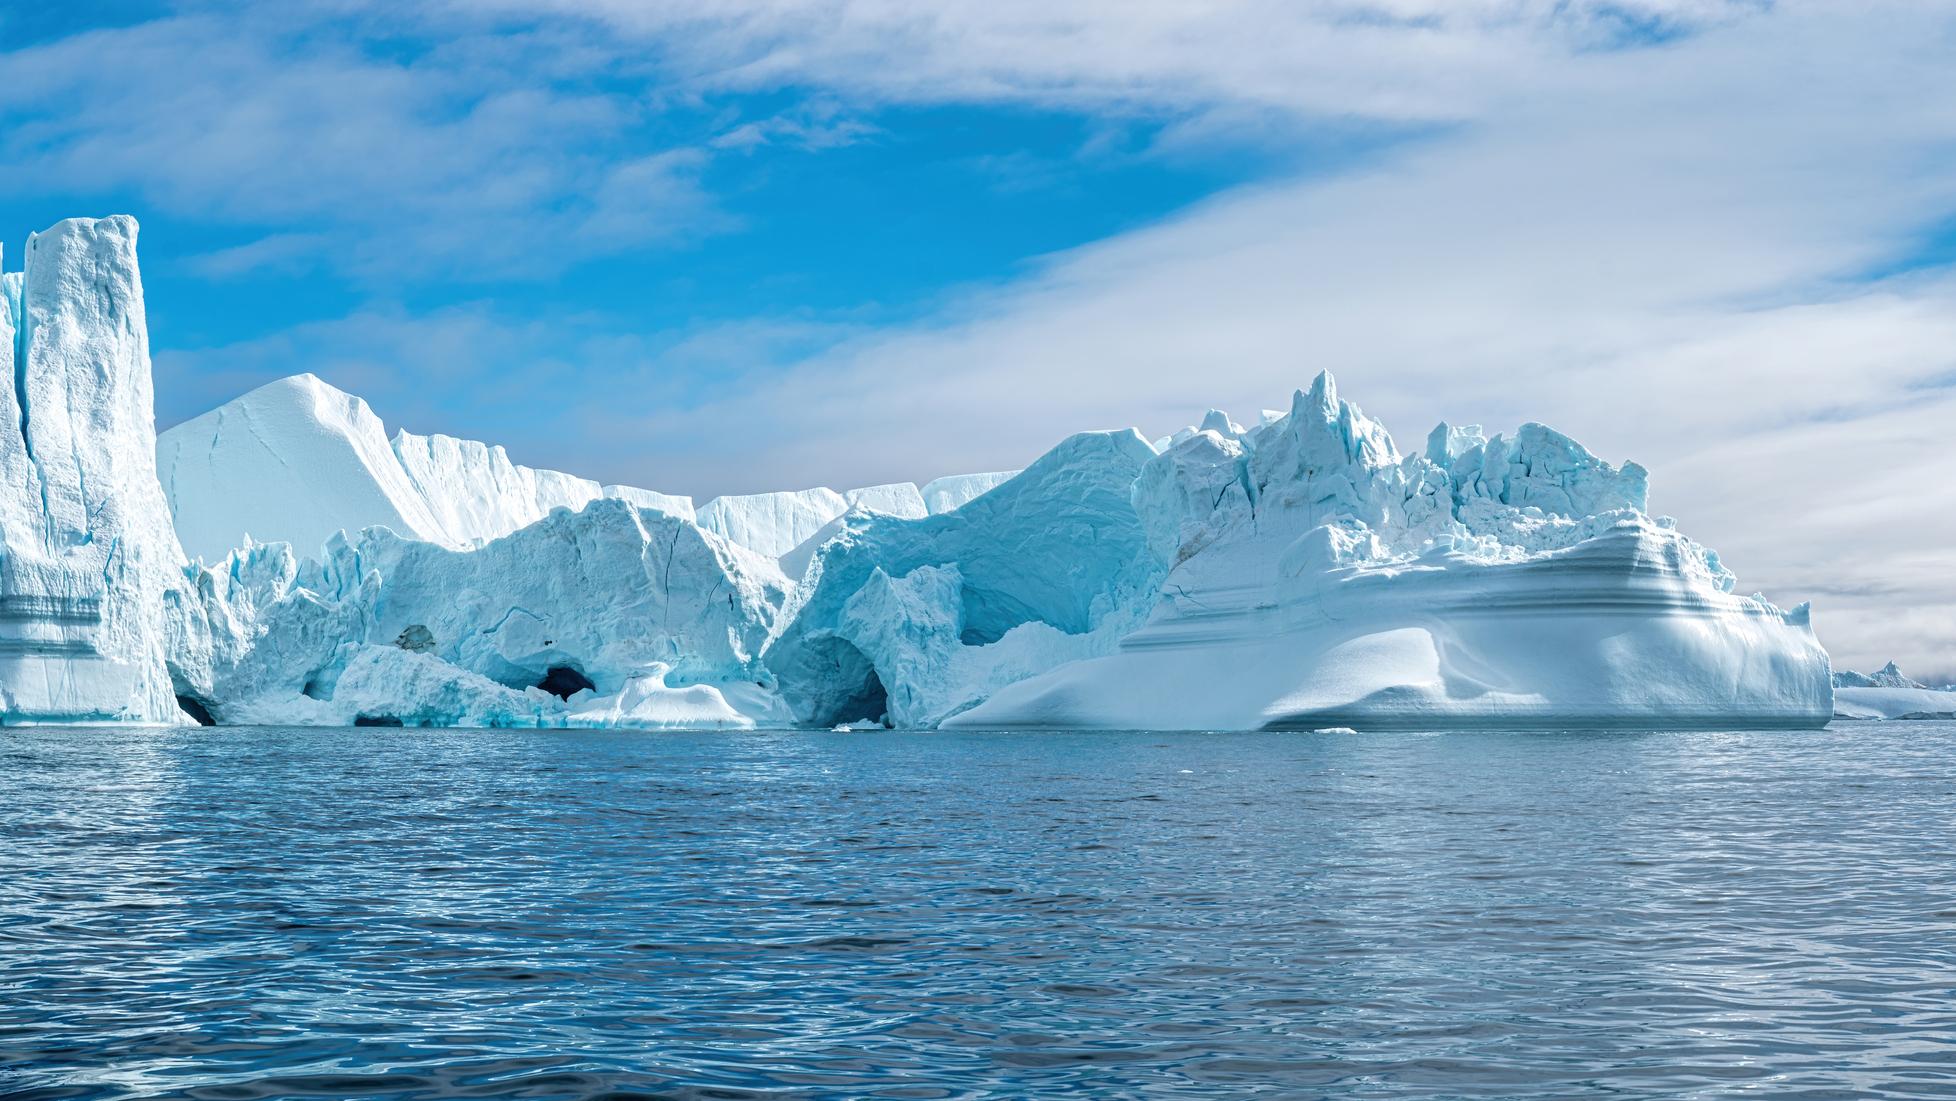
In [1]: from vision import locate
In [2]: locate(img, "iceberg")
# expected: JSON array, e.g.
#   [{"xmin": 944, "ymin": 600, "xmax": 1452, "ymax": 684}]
[
  {"xmin": 944, "ymin": 374, "xmax": 1832, "ymax": 730},
  {"xmin": 0, "ymin": 217, "xmax": 188, "ymax": 724},
  {"xmin": 694, "ymin": 481, "xmax": 928, "ymax": 559},
  {"xmin": 695, "ymin": 488, "xmax": 851, "ymax": 559},
  {"xmin": 766, "ymin": 429, "xmax": 1161, "ymax": 726},
  {"xmin": 156, "ymin": 375, "xmax": 942, "ymax": 566},
  {"xmin": 1831, "ymin": 663, "xmax": 1956, "ymax": 720},
  {"xmin": 2, "ymin": 215, "xmax": 1840, "ymax": 731}
]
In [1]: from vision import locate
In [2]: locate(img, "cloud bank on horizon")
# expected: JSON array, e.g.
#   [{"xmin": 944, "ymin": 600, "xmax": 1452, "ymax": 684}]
[{"xmin": 2, "ymin": 0, "xmax": 1954, "ymax": 677}]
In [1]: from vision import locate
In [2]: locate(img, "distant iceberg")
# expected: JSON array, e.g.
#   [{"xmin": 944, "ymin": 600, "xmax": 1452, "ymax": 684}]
[
  {"xmin": 1831, "ymin": 663, "xmax": 1956, "ymax": 720},
  {"xmin": 4, "ymin": 216, "xmax": 1837, "ymax": 730}
]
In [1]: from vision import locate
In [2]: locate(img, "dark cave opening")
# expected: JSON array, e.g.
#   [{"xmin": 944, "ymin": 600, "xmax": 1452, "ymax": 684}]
[
  {"xmin": 831, "ymin": 669, "xmax": 889, "ymax": 727},
  {"xmin": 537, "ymin": 665, "xmax": 597, "ymax": 701},
  {"xmin": 175, "ymin": 694, "xmax": 216, "ymax": 727},
  {"xmin": 353, "ymin": 715, "xmax": 405, "ymax": 727}
]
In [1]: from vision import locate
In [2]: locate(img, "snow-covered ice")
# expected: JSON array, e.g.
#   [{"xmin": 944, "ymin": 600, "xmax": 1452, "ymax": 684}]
[
  {"xmin": 694, "ymin": 482, "xmax": 929, "ymax": 559},
  {"xmin": 920, "ymin": 471, "xmax": 1019, "ymax": 514}
]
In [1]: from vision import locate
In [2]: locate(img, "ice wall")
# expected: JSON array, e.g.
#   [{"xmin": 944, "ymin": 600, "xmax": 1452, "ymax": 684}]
[{"xmin": 0, "ymin": 218, "xmax": 188, "ymax": 723}]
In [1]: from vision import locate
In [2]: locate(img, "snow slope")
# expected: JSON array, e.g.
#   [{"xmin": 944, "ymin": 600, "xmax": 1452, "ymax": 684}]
[
  {"xmin": 157, "ymin": 374, "xmax": 695, "ymax": 562},
  {"xmin": 0, "ymin": 217, "xmax": 189, "ymax": 723}
]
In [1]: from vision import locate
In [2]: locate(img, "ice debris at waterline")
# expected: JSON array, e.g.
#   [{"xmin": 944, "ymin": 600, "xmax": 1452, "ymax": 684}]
[
  {"xmin": 2, "ymin": 215, "xmax": 1834, "ymax": 729},
  {"xmin": 1831, "ymin": 663, "xmax": 1956, "ymax": 720}
]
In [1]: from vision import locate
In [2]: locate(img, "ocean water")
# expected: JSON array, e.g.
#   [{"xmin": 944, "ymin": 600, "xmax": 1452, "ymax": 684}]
[{"xmin": 3, "ymin": 724, "xmax": 1954, "ymax": 1100}]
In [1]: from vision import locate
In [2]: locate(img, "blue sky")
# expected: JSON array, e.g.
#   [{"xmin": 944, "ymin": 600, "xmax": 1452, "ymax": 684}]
[{"xmin": 5, "ymin": 0, "xmax": 1956, "ymax": 675}]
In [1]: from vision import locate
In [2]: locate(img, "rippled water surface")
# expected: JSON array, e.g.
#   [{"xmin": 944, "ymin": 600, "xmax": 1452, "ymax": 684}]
[{"xmin": 5, "ymin": 724, "xmax": 1956, "ymax": 1099}]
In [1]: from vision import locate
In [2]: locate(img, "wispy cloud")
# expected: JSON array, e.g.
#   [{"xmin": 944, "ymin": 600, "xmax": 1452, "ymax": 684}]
[
  {"xmin": 0, "ymin": 6, "xmax": 725, "ymax": 279},
  {"xmin": 466, "ymin": 0, "xmax": 1766, "ymax": 126}
]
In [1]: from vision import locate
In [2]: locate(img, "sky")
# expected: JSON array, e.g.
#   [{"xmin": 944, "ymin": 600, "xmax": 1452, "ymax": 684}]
[{"xmin": 2, "ymin": 0, "xmax": 1955, "ymax": 679}]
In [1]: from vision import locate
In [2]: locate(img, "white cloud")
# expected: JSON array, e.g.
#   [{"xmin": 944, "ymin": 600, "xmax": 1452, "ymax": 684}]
[
  {"xmin": 464, "ymin": 0, "xmax": 1766, "ymax": 127},
  {"xmin": 0, "ymin": 9, "xmax": 723, "ymax": 279},
  {"xmin": 547, "ymin": 0, "xmax": 1956, "ymax": 676}
]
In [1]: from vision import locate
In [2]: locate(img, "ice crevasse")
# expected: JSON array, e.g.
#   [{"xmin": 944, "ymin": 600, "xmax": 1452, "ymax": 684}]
[{"xmin": 4, "ymin": 216, "xmax": 1836, "ymax": 729}]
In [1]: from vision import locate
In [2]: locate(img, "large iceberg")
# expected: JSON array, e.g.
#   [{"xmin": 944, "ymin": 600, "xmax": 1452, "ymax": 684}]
[
  {"xmin": 945, "ymin": 374, "xmax": 1832, "ymax": 729},
  {"xmin": 161, "ymin": 376, "xmax": 937, "ymax": 564},
  {"xmin": 4, "ymin": 215, "xmax": 1838, "ymax": 730},
  {"xmin": 1, "ymin": 217, "xmax": 188, "ymax": 723}
]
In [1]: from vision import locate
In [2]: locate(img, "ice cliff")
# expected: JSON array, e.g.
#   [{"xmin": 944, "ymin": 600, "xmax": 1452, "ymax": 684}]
[
  {"xmin": 0, "ymin": 218, "xmax": 187, "ymax": 723},
  {"xmin": 4, "ymin": 216, "xmax": 1837, "ymax": 730}
]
